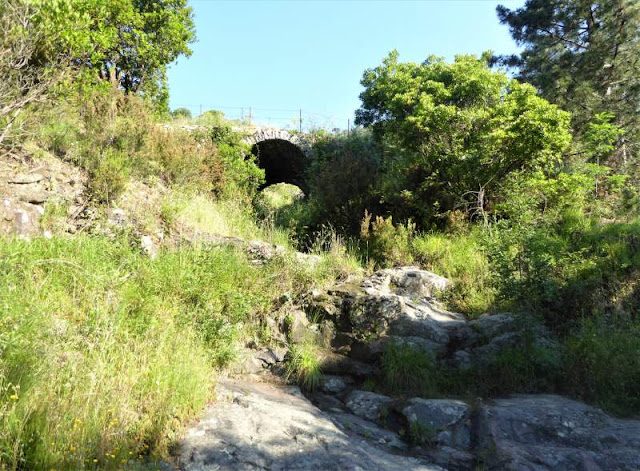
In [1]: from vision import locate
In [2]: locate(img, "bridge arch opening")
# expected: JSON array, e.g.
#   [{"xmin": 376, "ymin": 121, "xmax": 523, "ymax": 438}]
[{"xmin": 251, "ymin": 139, "xmax": 308, "ymax": 193}]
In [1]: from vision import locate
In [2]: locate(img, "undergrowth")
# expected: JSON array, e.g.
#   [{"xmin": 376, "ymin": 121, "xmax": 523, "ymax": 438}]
[
  {"xmin": 0, "ymin": 233, "xmax": 357, "ymax": 470},
  {"xmin": 285, "ymin": 343, "xmax": 322, "ymax": 392}
]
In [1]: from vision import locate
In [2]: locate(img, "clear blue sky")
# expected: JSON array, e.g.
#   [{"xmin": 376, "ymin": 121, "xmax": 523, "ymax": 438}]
[{"xmin": 167, "ymin": 0, "xmax": 525, "ymax": 130}]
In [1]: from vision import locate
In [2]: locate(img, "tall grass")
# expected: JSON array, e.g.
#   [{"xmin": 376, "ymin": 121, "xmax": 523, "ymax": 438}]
[
  {"xmin": 170, "ymin": 192, "xmax": 292, "ymax": 247},
  {"xmin": 564, "ymin": 318, "xmax": 640, "ymax": 416},
  {"xmin": 0, "ymin": 232, "xmax": 361, "ymax": 470},
  {"xmin": 285, "ymin": 343, "xmax": 322, "ymax": 392},
  {"xmin": 411, "ymin": 230, "xmax": 496, "ymax": 316},
  {"xmin": 0, "ymin": 237, "xmax": 213, "ymax": 469},
  {"xmin": 381, "ymin": 342, "xmax": 437, "ymax": 397}
]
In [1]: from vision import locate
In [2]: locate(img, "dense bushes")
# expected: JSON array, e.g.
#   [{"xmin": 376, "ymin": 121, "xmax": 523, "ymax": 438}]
[
  {"xmin": 288, "ymin": 51, "xmax": 639, "ymax": 413},
  {"xmin": 37, "ymin": 89, "xmax": 264, "ymax": 203},
  {"xmin": 486, "ymin": 214, "xmax": 640, "ymax": 330},
  {"xmin": 355, "ymin": 52, "xmax": 572, "ymax": 226},
  {"xmin": 303, "ymin": 129, "xmax": 382, "ymax": 234},
  {"xmin": 564, "ymin": 318, "xmax": 640, "ymax": 416}
]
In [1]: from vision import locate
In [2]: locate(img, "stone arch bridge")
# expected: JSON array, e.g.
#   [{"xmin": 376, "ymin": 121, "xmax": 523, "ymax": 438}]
[
  {"xmin": 169, "ymin": 123, "xmax": 314, "ymax": 192},
  {"xmin": 241, "ymin": 126, "xmax": 313, "ymax": 193}
]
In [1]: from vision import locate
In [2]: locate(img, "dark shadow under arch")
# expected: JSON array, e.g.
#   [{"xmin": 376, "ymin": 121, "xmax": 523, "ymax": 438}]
[{"xmin": 251, "ymin": 139, "xmax": 309, "ymax": 193}]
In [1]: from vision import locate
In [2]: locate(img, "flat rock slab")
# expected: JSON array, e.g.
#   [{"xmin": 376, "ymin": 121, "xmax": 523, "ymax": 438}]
[
  {"xmin": 483, "ymin": 395, "xmax": 640, "ymax": 470},
  {"xmin": 179, "ymin": 379, "xmax": 443, "ymax": 471}
]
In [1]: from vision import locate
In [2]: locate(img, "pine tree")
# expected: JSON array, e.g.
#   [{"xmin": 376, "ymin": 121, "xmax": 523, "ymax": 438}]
[{"xmin": 496, "ymin": 0, "xmax": 639, "ymax": 172}]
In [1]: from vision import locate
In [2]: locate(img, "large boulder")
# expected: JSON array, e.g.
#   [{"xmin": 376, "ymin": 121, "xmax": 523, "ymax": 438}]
[
  {"xmin": 304, "ymin": 267, "xmax": 557, "ymax": 373},
  {"xmin": 400, "ymin": 398, "xmax": 471, "ymax": 450},
  {"xmin": 479, "ymin": 395, "xmax": 640, "ymax": 470},
  {"xmin": 362, "ymin": 267, "xmax": 451, "ymax": 298},
  {"xmin": 179, "ymin": 379, "xmax": 443, "ymax": 471},
  {"xmin": 304, "ymin": 267, "xmax": 465, "ymax": 359},
  {"xmin": 344, "ymin": 390, "xmax": 394, "ymax": 422}
]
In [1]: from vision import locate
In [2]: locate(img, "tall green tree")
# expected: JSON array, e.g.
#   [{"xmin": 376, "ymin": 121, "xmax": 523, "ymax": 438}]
[
  {"xmin": 355, "ymin": 52, "xmax": 572, "ymax": 227},
  {"xmin": 34, "ymin": 0, "xmax": 195, "ymax": 110},
  {"xmin": 496, "ymin": 0, "xmax": 640, "ymax": 172},
  {"xmin": 0, "ymin": 0, "xmax": 69, "ymax": 151}
]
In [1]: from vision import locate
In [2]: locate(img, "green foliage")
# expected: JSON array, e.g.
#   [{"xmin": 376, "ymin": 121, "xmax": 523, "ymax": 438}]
[
  {"xmin": 0, "ymin": 227, "xmax": 359, "ymax": 469},
  {"xmin": 407, "ymin": 420, "xmax": 437, "ymax": 447},
  {"xmin": 381, "ymin": 342, "xmax": 437, "ymax": 397},
  {"xmin": 285, "ymin": 344, "xmax": 322, "ymax": 391},
  {"xmin": 87, "ymin": 151, "xmax": 130, "ymax": 203},
  {"xmin": 253, "ymin": 183, "xmax": 306, "ymax": 232},
  {"xmin": 0, "ymin": 237, "xmax": 212, "ymax": 469},
  {"xmin": 496, "ymin": 0, "xmax": 640, "ymax": 174},
  {"xmin": 478, "ymin": 340, "xmax": 562, "ymax": 395},
  {"xmin": 171, "ymin": 107, "xmax": 192, "ymax": 119},
  {"xmin": 197, "ymin": 110, "xmax": 227, "ymax": 126},
  {"xmin": 564, "ymin": 318, "xmax": 640, "ymax": 416},
  {"xmin": 34, "ymin": 89, "xmax": 263, "ymax": 203},
  {"xmin": 0, "ymin": 0, "xmax": 68, "ymax": 150},
  {"xmin": 34, "ymin": 0, "xmax": 195, "ymax": 108},
  {"xmin": 360, "ymin": 213, "xmax": 415, "ymax": 267},
  {"xmin": 411, "ymin": 230, "xmax": 496, "ymax": 315},
  {"xmin": 305, "ymin": 129, "xmax": 382, "ymax": 234},
  {"xmin": 485, "ymin": 213, "xmax": 640, "ymax": 330},
  {"xmin": 355, "ymin": 52, "xmax": 572, "ymax": 226},
  {"xmin": 258, "ymin": 184, "xmax": 304, "ymax": 211},
  {"xmin": 583, "ymin": 113, "xmax": 627, "ymax": 163}
]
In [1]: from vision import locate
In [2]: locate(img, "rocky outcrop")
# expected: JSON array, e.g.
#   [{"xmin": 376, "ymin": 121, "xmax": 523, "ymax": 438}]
[
  {"xmin": 480, "ymin": 395, "xmax": 640, "ymax": 470},
  {"xmin": 0, "ymin": 151, "xmax": 86, "ymax": 237},
  {"xmin": 178, "ymin": 379, "xmax": 442, "ymax": 471},
  {"xmin": 181, "ymin": 231, "xmax": 322, "ymax": 267},
  {"xmin": 301, "ymin": 266, "xmax": 559, "ymax": 372},
  {"xmin": 170, "ymin": 264, "xmax": 640, "ymax": 470},
  {"xmin": 177, "ymin": 377, "xmax": 640, "ymax": 471}
]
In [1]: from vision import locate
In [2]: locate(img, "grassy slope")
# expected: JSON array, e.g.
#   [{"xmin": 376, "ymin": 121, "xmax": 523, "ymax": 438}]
[
  {"xmin": 0, "ymin": 229, "xmax": 357, "ymax": 470},
  {"xmin": 0, "ymin": 94, "xmax": 362, "ymax": 469}
]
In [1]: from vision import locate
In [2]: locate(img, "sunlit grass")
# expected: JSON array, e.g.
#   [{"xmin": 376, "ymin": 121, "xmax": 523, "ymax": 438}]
[
  {"xmin": 0, "ymin": 227, "xmax": 363, "ymax": 469},
  {"xmin": 285, "ymin": 343, "xmax": 322, "ymax": 392},
  {"xmin": 411, "ymin": 230, "xmax": 497, "ymax": 316}
]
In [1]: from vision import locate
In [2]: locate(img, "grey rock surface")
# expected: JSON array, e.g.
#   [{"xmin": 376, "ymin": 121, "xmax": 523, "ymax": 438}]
[
  {"xmin": 344, "ymin": 390, "xmax": 393, "ymax": 422},
  {"xmin": 317, "ymin": 350, "xmax": 379, "ymax": 378},
  {"xmin": 481, "ymin": 395, "xmax": 640, "ymax": 471},
  {"xmin": 0, "ymin": 153, "xmax": 86, "ymax": 238},
  {"xmin": 305, "ymin": 267, "xmax": 557, "ymax": 372},
  {"xmin": 320, "ymin": 375, "xmax": 350, "ymax": 394},
  {"xmin": 400, "ymin": 398, "xmax": 471, "ymax": 450},
  {"xmin": 178, "ymin": 379, "xmax": 443, "ymax": 471}
]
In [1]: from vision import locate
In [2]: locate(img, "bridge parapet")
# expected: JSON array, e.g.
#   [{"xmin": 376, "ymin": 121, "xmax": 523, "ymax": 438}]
[{"xmin": 241, "ymin": 126, "xmax": 312, "ymax": 158}]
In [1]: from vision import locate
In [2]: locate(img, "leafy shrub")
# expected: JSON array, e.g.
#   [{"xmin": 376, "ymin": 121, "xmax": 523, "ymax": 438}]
[
  {"xmin": 360, "ymin": 213, "xmax": 415, "ymax": 267},
  {"xmin": 171, "ymin": 107, "xmax": 192, "ymax": 119},
  {"xmin": 35, "ymin": 90, "xmax": 264, "ymax": 204},
  {"xmin": 356, "ymin": 52, "xmax": 572, "ymax": 226},
  {"xmin": 476, "ymin": 340, "xmax": 562, "ymax": 395},
  {"xmin": 564, "ymin": 318, "xmax": 640, "ymax": 416},
  {"xmin": 86, "ymin": 151, "xmax": 130, "ymax": 203},
  {"xmin": 486, "ymin": 215, "xmax": 640, "ymax": 330},
  {"xmin": 304, "ymin": 129, "xmax": 382, "ymax": 234},
  {"xmin": 38, "ymin": 115, "xmax": 78, "ymax": 157}
]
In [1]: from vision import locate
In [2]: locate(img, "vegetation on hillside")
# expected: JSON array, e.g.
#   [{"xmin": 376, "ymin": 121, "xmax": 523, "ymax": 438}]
[
  {"xmin": 275, "ymin": 2, "xmax": 639, "ymax": 415},
  {"xmin": 0, "ymin": 0, "xmax": 639, "ymax": 468},
  {"xmin": 495, "ymin": 0, "xmax": 640, "ymax": 178}
]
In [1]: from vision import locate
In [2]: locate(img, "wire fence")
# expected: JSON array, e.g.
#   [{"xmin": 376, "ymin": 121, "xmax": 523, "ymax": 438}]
[{"xmin": 170, "ymin": 104, "xmax": 353, "ymax": 132}]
